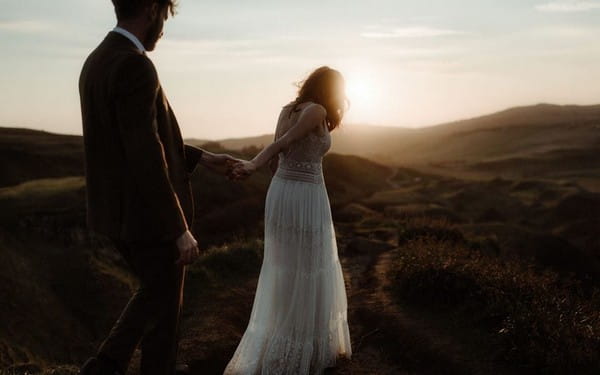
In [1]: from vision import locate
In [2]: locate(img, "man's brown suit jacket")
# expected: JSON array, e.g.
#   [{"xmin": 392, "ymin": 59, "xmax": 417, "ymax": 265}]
[{"xmin": 79, "ymin": 31, "xmax": 203, "ymax": 242}]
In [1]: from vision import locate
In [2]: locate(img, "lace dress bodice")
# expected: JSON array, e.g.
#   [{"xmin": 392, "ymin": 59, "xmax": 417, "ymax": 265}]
[{"xmin": 274, "ymin": 102, "xmax": 331, "ymax": 184}]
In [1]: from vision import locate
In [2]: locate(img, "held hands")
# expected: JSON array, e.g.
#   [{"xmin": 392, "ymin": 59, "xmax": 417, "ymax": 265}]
[
  {"xmin": 199, "ymin": 150, "xmax": 256, "ymax": 181},
  {"xmin": 202, "ymin": 153, "xmax": 239, "ymax": 173},
  {"xmin": 228, "ymin": 160, "xmax": 257, "ymax": 181},
  {"xmin": 175, "ymin": 230, "xmax": 201, "ymax": 266}
]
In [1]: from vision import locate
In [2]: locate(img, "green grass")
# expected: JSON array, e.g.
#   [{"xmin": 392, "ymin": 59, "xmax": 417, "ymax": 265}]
[
  {"xmin": 0, "ymin": 177, "xmax": 84, "ymax": 200},
  {"xmin": 187, "ymin": 239, "xmax": 264, "ymax": 289},
  {"xmin": 389, "ymin": 218, "xmax": 600, "ymax": 374},
  {"xmin": 0, "ymin": 177, "xmax": 85, "ymax": 223},
  {"xmin": 0, "ymin": 128, "xmax": 84, "ymax": 187},
  {"xmin": 1, "ymin": 127, "xmax": 598, "ymax": 373}
]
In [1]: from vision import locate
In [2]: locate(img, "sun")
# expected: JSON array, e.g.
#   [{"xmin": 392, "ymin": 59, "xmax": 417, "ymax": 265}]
[
  {"xmin": 346, "ymin": 77, "xmax": 374, "ymax": 103},
  {"xmin": 344, "ymin": 70, "xmax": 379, "ymax": 121}
]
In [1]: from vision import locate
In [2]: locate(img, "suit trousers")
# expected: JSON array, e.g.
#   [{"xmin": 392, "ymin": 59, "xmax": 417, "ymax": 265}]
[{"xmin": 98, "ymin": 238, "xmax": 185, "ymax": 375}]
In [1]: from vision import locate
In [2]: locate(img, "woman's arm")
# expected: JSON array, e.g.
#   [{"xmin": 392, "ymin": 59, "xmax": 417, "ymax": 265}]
[
  {"xmin": 184, "ymin": 143, "xmax": 242, "ymax": 175},
  {"xmin": 234, "ymin": 103, "xmax": 327, "ymax": 177}
]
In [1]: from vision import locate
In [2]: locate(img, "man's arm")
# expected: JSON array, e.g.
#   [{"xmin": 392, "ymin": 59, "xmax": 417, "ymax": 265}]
[
  {"xmin": 184, "ymin": 143, "xmax": 241, "ymax": 175},
  {"xmin": 184, "ymin": 144, "xmax": 204, "ymax": 174},
  {"xmin": 114, "ymin": 54, "xmax": 189, "ymax": 241}
]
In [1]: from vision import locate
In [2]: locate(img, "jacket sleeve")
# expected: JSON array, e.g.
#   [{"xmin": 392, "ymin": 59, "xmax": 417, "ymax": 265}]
[
  {"xmin": 114, "ymin": 54, "xmax": 188, "ymax": 241},
  {"xmin": 184, "ymin": 144, "xmax": 204, "ymax": 174}
]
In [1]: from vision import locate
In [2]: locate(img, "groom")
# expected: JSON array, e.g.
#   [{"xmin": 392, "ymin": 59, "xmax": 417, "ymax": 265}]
[{"xmin": 78, "ymin": 1, "xmax": 240, "ymax": 374}]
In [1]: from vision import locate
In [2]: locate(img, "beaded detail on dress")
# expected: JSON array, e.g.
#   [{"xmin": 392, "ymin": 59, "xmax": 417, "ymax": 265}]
[
  {"xmin": 274, "ymin": 102, "xmax": 331, "ymax": 184},
  {"xmin": 275, "ymin": 158, "xmax": 323, "ymax": 184}
]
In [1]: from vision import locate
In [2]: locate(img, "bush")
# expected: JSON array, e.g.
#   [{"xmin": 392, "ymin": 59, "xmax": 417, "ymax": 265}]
[
  {"xmin": 187, "ymin": 239, "xmax": 264, "ymax": 288},
  {"xmin": 390, "ymin": 229, "xmax": 600, "ymax": 374},
  {"xmin": 397, "ymin": 217, "xmax": 466, "ymax": 246}
]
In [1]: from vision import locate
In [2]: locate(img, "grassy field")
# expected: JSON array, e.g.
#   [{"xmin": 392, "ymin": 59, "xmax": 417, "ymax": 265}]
[
  {"xmin": 1, "ymin": 113, "xmax": 599, "ymax": 374},
  {"xmin": 388, "ymin": 218, "xmax": 600, "ymax": 374}
]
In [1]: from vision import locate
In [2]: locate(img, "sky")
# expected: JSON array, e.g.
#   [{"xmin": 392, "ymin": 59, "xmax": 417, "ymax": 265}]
[{"xmin": 1, "ymin": 0, "xmax": 599, "ymax": 139}]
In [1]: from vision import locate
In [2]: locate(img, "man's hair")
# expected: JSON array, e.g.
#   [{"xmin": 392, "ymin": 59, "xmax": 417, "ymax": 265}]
[{"xmin": 111, "ymin": 0, "xmax": 178, "ymax": 21}]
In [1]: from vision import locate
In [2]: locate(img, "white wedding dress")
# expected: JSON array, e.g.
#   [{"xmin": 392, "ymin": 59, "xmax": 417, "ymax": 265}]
[{"xmin": 223, "ymin": 102, "xmax": 352, "ymax": 374}]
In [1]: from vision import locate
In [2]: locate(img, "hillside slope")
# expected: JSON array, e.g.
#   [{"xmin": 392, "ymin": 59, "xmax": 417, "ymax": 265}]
[
  {"xmin": 188, "ymin": 104, "xmax": 600, "ymax": 185},
  {"xmin": 0, "ymin": 148, "xmax": 392, "ymax": 371},
  {"xmin": 1, "ymin": 124, "xmax": 598, "ymax": 373},
  {"xmin": 0, "ymin": 128, "xmax": 84, "ymax": 188}
]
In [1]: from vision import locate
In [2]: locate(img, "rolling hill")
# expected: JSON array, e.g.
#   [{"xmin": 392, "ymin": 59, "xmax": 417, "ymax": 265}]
[
  {"xmin": 1, "ymin": 103, "xmax": 600, "ymax": 373},
  {"xmin": 188, "ymin": 103, "xmax": 600, "ymax": 187},
  {"xmin": 0, "ymin": 130, "xmax": 396, "ymax": 372},
  {"xmin": 4, "ymin": 103, "xmax": 599, "ymax": 189},
  {"xmin": 0, "ymin": 128, "xmax": 84, "ymax": 188}
]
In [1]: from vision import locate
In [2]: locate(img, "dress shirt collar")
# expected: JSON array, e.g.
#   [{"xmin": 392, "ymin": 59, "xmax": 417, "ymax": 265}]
[{"xmin": 112, "ymin": 26, "xmax": 146, "ymax": 53}]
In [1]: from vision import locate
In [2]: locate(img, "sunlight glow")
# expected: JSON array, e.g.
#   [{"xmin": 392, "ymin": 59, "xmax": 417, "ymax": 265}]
[{"xmin": 344, "ymin": 69, "xmax": 381, "ymax": 123}]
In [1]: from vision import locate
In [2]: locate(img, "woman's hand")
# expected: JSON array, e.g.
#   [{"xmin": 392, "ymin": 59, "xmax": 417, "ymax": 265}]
[
  {"xmin": 200, "ymin": 151, "xmax": 245, "ymax": 176},
  {"xmin": 231, "ymin": 160, "xmax": 257, "ymax": 181}
]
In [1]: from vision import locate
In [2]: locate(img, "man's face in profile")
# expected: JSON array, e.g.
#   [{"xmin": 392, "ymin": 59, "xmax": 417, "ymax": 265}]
[{"xmin": 144, "ymin": 5, "xmax": 169, "ymax": 51}]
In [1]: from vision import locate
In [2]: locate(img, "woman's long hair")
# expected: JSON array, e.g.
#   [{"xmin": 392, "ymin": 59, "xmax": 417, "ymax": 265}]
[{"xmin": 291, "ymin": 66, "xmax": 349, "ymax": 132}]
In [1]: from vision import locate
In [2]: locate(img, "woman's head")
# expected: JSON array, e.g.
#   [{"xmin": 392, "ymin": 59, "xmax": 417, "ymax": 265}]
[{"xmin": 294, "ymin": 66, "xmax": 348, "ymax": 131}]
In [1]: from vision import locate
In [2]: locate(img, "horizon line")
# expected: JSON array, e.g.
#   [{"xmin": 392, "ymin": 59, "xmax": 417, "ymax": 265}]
[{"xmin": 2, "ymin": 101, "xmax": 598, "ymax": 141}]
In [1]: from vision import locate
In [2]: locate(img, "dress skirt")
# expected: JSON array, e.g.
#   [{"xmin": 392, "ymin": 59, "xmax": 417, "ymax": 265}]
[{"xmin": 223, "ymin": 167, "xmax": 352, "ymax": 375}]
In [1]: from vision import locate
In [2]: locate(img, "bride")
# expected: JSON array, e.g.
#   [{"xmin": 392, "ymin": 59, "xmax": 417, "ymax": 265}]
[{"xmin": 224, "ymin": 66, "xmax": 352, "ymax": 374}]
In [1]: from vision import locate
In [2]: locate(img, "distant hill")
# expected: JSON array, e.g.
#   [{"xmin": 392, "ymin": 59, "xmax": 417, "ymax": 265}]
[
  {"xmin": 188, "ymin": 103, "xmax": 600, "ymax": 185},
  {"xmin": 0, "ymin": 127, "xmax": 84, "ymax": 187},
  {"xmin": 3, "ymin": 103, "xmax": 599, "ymax": 188}
]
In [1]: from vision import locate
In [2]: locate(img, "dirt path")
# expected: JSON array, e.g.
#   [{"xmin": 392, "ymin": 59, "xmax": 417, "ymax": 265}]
[
  {"xmin": 168, "ymin": 191, "xmax": 524, "ymax": 374},
  {"xmin": 333, "ymin": 229, "xmax": 521, "ymax": 375},
  {"xmin": 169, "ymin": 227, "xmax": 522, "ymax": 375},
  {"xmin": 385, "ymin": 167, "xmax": 400, "ymax": 189}
]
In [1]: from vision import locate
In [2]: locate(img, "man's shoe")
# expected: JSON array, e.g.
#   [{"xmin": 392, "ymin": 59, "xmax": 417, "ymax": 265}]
[
  {"xmin": 79, "ymin": 357, "xmax": 122, "ymax": 375},
  {"xmin": 175, "ymin": 363, "xmax": 190, "ymax": 375}
]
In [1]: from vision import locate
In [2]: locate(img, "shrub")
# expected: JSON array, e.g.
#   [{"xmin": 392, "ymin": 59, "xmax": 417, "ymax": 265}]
[
  {"xmin": 187, "ymin": 239, "xmax": 264, "ymax": 287},
  {"xmin": 390, "ymin": 231, "xmax": 600, "ymax": 374},
  {"xmin": 397, "ymin": 217, "xmax": 466, "ymax": 246}
]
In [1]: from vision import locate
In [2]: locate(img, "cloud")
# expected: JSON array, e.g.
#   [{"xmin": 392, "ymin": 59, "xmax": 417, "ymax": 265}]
[
  {"xmin": 153, "ymin": 38, "xmax": 307, "ymax": 71},
  {"xmin": 0, "ymin": 20, "xmax": 57, "ymax": 33},
  {"xmin": 531, "ymin": 25, "xmax": 600, "ymax": 37},
  {"xmin": 361, "ymin": 26, "xmax": 467, "ymax": 39},
  {"xmin": 535, "ymin": 1, "xmax": 600, "ymax": 12}
]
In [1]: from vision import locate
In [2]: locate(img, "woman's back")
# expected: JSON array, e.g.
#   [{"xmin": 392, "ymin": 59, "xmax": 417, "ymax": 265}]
[{"xmin": 274, "ymin": 101, "xmax": 332, "ymax": 165}]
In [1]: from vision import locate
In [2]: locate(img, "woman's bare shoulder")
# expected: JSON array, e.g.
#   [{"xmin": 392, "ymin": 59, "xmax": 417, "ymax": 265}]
[{"xmin": 299, "ymin": 101, "xmax": 327, "ymax": 118}]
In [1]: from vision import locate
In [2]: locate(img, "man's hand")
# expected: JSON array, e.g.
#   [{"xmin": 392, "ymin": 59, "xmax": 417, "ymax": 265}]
[
  {"xmin": 175, "ymin": 230, "xmax": 200, "ymax": 266},
  {"xmin": 230, "ymin": 160, "xmax": 257, "ymax": 181},
  {"xmin": 200, "ymin": 151, "xmax": 243, "ymax": 176}
]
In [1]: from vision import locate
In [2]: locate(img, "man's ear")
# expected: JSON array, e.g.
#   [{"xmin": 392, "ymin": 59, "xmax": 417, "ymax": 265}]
[{"xmin": 148, "ymin": 2, "xmax": 160, "ymax": 21}]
